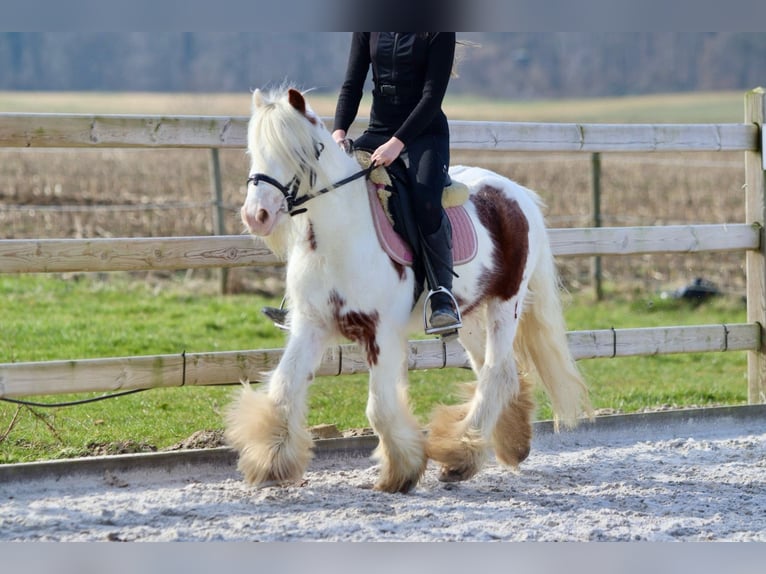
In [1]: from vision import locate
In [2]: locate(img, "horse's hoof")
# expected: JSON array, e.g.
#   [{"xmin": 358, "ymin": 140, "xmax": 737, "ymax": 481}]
[
  {"xmin": 374, "ymin": 476, "xmax": 419, "ymax": 494},
  {"xmin": 515, "ymin": 445, "xmax": 531, "ymax": 465},
  {"xmin": 396, "ymin": 478, "xmax": 417, "ymax": 494},
  {"xmin": 438, "ymin": 464, "xmax": 478, "ymax": 483}
]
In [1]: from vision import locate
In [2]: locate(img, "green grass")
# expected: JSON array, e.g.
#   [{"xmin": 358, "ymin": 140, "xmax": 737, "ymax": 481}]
[
  {"xmin": 0, "ymin": 273, "xmax": 285, "ymax": 361},
  {"xmin": 0, "ymin": 273, "xmax": 285, "ymax": 463},
  {"xmin": 0, "ymin": 274, "xmax": 749, "ymax": 464},
  {"xmin": 565, "ymin": 286, "xmax": 748, "ymax": 412}
]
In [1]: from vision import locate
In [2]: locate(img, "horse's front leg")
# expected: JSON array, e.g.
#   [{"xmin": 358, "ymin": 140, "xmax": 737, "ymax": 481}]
[
  {"xmin": 366, "ymin": 329, "xmax": 427, "ymax": 494},
  {"xmin": 225, "ymin": 321, "xmax": 328, "ymax": 487}
]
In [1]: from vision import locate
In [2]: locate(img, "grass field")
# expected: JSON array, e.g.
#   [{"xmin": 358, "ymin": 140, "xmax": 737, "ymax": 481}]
[{"xmin": 0, "ymin": 90, "xmax": 756, "ymax": 463}]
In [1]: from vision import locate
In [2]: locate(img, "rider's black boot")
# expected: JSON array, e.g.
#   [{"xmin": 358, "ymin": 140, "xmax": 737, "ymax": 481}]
[{"xmin": 422, "ymin": 214, "xmax": 461, "ymax": 332}]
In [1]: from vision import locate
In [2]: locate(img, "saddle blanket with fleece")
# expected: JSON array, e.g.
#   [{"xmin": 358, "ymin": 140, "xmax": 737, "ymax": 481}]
[{"xmin": 365, "ymin": 176, "xmax": 478, "ymax": 267}]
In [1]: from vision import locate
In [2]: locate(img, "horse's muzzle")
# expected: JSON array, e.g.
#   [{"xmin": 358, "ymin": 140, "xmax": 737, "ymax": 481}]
[{"xmin": 241, "ymin": 204, "xmax": 278, "ymax": 236}]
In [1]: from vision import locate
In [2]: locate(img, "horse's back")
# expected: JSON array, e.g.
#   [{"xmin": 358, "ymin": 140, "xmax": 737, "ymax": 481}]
[
  {"xmin": 449, "ymin": 165, "xmax": 547, "ymax": 229},
  {"xmin": 450, "ymin": 165, "xmax": 543, "ymax": 204}
]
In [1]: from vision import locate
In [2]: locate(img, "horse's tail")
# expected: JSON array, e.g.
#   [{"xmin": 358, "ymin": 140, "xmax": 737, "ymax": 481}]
[{"xmin": 515, "ymin": 233, "xmax": 594, "ymax": 430}]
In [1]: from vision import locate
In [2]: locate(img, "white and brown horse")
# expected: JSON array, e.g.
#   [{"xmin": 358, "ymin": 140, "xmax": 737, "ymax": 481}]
[{"xmin": 226, "ymin": 87, "xmax": 592, "ymax": 493}]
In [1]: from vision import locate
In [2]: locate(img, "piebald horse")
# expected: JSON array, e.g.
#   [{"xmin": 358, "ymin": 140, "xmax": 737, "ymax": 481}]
[{"xmin": 226, "ymin": 87, "xmax": 592, "ymax": 493}]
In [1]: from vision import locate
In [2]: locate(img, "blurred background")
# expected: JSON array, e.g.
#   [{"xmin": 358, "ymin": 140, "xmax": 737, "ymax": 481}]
[{"xmin": 1, "ymin": 32, "xmax": 764, "ymax": 97}]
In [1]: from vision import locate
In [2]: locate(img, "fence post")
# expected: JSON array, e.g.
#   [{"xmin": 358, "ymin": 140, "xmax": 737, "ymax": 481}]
[
  {"xmin": 591, "ymin": 152, "xmax": 603, "ymax": 301},
  {"xmin": 209, "ymin": 148, "xmax": 229, "ymax": 294},
  {"xmin": 745, "ymin": 87, "xmax": 766, "ymax": 404}
]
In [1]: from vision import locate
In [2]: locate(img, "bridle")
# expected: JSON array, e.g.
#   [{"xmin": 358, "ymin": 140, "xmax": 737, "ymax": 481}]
[{"xmin": 246, "ymin": 141, "xmax": 375, "ymax": 217}]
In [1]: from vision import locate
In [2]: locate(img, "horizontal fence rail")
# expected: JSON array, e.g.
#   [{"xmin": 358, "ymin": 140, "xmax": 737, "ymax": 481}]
[
  {"xmin": 0, "ymin": 113, "xmax": 759, "ymax": 152},
  {"xmin": 0, "ymin": 235, "xmax": 281, "ymax": 273},
  {"xmin": 0, "ymin": 324, "xmax": 758, "ymax": 399},
  {"xmin": 0, "ymin": 224, "xmax": 758, "ymax": 274}
]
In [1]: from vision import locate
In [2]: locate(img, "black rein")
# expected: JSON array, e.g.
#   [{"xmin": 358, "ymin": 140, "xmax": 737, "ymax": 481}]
[{"xmin": 246, "ymin": 145, "xmax": 375, "ymax": 217}]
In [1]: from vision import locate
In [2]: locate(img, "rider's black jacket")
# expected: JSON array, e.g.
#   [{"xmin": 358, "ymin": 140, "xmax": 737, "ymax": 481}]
[{"xmin": 333, "ymin": 32, "xmax": 456, "ymax": 145}]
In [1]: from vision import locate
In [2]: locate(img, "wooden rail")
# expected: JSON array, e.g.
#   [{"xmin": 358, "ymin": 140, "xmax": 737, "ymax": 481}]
[
  {"xmin": 0, "ymin": 113, "xmax": 758, "ymax": 152},
  {"xmin": 0, "ymin": 324, "xmax": 758, "ymax": 398},
  {"xmin": 0, "ymin": 224, "xmax": 759, "ymax": 274}
]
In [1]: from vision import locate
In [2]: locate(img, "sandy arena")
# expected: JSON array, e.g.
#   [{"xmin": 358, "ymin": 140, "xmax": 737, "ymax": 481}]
[{"xmin": 1, "ymin": 406, "xmax": 764, "ymax": 542}]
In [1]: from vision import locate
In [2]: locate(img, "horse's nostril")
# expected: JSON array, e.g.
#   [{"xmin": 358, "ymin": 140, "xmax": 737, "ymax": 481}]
[{"xmin": 256, "ymin": 209, "xmax": 269, "ymax": 224}]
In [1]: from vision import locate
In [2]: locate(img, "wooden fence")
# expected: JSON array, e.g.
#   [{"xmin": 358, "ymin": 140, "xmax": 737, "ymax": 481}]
[{"xmin": 1, "ymin": 88, "xmax": 765, "ymax": 405}]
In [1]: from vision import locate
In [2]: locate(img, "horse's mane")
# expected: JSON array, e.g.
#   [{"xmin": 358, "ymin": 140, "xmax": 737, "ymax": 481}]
[{"xmin": 247, "ymin": 87, "xmax": 336, "ymax": 196}]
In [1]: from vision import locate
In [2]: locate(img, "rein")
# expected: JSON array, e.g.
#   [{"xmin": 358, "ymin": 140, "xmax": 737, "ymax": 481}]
[{"xmin": 247, "ymin": 143, "xmax": 375, "ymax": 217}]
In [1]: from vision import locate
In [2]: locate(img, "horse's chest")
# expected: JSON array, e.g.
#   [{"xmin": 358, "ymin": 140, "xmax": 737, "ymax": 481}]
[
  {"xmin": 289, "ymin": 225, "xmax": 379, "ymax": 282},
  {"xmin": 284, "ymin": 218, "xmax": 409, "ymax": 333}
]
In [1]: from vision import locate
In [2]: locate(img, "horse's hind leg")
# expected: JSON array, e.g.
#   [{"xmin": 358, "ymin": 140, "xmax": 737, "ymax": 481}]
[
  {"xmin": 427, "ymin": 299, "xmax": 524, "ymax": 481},
  {"xmin": 452, "ymin": 311, "xmax": 533, "ymax": 468},
  {"xmin": 491, "ymin": 371, "xmax": 534, "ymax": 467},
  {"xmin": 427, "ymin": 374, "xmax": 533, "ymax": 476},
  {"xmin": 424, "ymin": 312, "xmax": 485, "ymax": 452},
  {"xmin": 225, "ymin": 323, "xmax": 327, "ymax": 487},
  {"xmin": 366, "ymin": 331, "xmax": 427, "ymax": 493}
]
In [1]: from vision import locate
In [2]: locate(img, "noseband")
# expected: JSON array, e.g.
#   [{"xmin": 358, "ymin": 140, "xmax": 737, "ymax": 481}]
[
  {"xmin": 247, "ymin": 141, "xmax": 374, "ymax": 217},
  {"xmin": 246, "ymin": 172, "xmax": 305, "ymax": 215}
]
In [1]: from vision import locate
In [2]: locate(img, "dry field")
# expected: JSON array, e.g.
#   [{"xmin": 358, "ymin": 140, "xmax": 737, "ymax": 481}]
[
  {"xmin": 0, "ymin": 91, "xmax": 749, "ymax": 297},
  {"xmin": 0, "ymin": 147, "xmax": 747, "ymax": 297}
]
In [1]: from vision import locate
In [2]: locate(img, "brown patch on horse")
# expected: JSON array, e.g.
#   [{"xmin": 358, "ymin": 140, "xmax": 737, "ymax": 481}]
[
  {"xmin": 470, "ymin": 185, "xmax": 529, "ymax": 303},
  {"xmin": 307, "ymin": 222, "xmax": 317, "ymax": 251},
  {"xmin": 328, "ymin": 290, "xmax": 381, "ymax": 366}
]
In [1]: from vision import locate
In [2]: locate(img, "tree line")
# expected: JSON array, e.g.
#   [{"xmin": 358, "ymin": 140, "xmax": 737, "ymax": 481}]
[{"xmin": 1, "ymin": 32, "xmax": 764, "ymax": 97}]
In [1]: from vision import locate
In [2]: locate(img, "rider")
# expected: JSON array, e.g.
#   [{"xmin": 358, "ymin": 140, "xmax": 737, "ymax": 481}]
[{"xmin": 332, "ymin": 32, "xmax": 460, "ymax": 331}]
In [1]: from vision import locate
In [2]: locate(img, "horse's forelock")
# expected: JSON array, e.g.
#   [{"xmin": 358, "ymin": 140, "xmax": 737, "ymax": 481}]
[{"xmin": 249, "ymin": 88, "xmax": 330, "ymax": 191}]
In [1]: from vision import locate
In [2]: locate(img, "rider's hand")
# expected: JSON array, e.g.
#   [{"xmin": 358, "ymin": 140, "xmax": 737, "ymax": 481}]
[
  {"xmin": 370, "ymin": 137, "xmax": 404, "ymax": 167},
  {"xmin": 332, "ymin": 130, "xmax": 353, "ymax": 154},
  {"xmin": 332, "ymin": 130, "xmax": 347, "ymax": 145}
]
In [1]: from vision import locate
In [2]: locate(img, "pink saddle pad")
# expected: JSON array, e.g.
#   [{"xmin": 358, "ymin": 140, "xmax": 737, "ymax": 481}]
[{"xmin": 368, "ymin": 183, "xmax": 478, "ymax": 267}]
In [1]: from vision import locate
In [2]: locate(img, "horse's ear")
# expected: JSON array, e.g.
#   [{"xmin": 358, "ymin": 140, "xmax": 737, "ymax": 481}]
[
  {"xmin": 252, "ymin": 89, "xmax": 266, "ymax": 110},
  {"xmin": 287, "ymin": 89, "xmax": 307, "ymax": 115}
]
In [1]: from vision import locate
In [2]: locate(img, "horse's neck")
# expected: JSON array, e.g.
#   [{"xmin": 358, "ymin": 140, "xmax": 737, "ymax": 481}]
[
  {"xmin": 289, "ymin": 176, "xmax": 372, "ymax": 258},
  {"xmin": 262, "ymin": 152, "xmax": 366, "ymax": 260}
]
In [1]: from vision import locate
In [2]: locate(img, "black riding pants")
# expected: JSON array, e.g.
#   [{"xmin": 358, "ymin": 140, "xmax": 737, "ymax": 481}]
[{"xmin": 355, "ymin": 132, "xmax": 450, "ymax": 235}]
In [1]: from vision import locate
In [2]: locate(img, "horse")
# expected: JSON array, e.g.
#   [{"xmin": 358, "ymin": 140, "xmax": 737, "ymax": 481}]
[{"xmin": 226, "ymin": 86, "xmax": 593, "ymax": 493}]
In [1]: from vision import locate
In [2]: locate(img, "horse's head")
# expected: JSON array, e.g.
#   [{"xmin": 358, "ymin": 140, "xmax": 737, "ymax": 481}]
[{"xmin": 241, "ymin": 87, "xmax": 330, "ymax": 237}]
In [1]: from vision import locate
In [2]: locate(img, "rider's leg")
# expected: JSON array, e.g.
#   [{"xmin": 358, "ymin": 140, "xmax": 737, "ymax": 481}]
[{"xmin": 406, "ymin": 134, "xmax": 460, "ymax": 330}]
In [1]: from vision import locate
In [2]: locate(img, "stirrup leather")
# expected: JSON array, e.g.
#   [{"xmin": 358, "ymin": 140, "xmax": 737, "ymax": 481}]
[{"xmin": 423, "ymin": 286, "xmax": 462, "ymax": 337}]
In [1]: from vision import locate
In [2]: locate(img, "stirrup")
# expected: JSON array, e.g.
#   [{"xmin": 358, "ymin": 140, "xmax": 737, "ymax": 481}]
[
  {"xmin": 261, "ymin": 296, "xmax": 289, "ymax": 331},
  {"xmin": 423, "ymin": 286, "xmax": 462, "ymax": 337}
]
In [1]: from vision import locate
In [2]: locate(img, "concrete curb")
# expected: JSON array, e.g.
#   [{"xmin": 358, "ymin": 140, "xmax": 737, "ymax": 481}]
[{"xmin": 1, "ymin": 404, "xmax": 763, "ymax": 484}]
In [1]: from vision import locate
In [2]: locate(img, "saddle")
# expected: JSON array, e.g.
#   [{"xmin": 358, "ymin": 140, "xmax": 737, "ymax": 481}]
[
  {"xmin": 355, "ymin": 151, "xmax": 478, "ymax": 306},
  {"xmin": 356, "ymin": 151, "xmax": 478, "ymax": 268}
]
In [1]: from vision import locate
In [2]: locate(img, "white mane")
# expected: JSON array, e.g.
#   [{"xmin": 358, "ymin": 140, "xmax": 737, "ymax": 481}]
[{"xmin": 247, "ymin": 87, "xmax": 344, "ymax": 197}]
